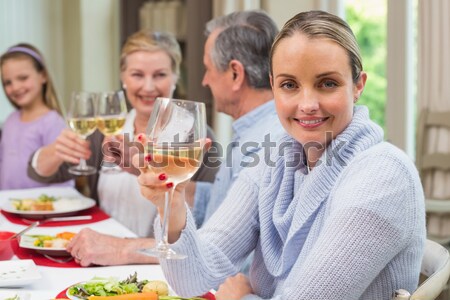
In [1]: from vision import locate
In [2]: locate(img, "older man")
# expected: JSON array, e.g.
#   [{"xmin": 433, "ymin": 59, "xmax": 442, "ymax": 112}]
[{"xmin": 191, "ymin": 10, "xmax": 284, "ymax": 227}]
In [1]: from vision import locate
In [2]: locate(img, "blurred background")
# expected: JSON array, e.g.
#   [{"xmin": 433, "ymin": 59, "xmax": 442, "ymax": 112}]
[{"xmin": 0, "ymin": 0, "xmax": 424, "ymax": 156}]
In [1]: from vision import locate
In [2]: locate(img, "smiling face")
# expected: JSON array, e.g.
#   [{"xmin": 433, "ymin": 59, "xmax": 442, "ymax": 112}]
[
  {"xmin": 1, "ymin": 57, "xmax": 46, "ymax": 109},
  {"xmin": 121, "ymin": 50, "xmax": 177, "ymax": 119},
  {"xmin": 271, "ymin": 32, "xmax": 366, "ymax": 159}
]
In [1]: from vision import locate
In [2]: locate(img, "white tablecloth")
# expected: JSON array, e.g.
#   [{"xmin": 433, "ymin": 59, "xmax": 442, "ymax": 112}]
[{"xmin": 0, "ymin": 187, "xmax": 165, "ymax": 300}]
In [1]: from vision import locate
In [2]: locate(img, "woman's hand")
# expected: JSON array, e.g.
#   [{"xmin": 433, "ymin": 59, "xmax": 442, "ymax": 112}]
[
  {"xmin": 133, "ymin": 134, "xmax": 189, "ymax": 243},
  {"xmin": 102, "ymin": 134, "xmax": 142, "ymax": 176},
  {"xmin": 66, "ymin": 228, "xmax": 158, "ymax": 267},
  {"xmin": 216, "ymin": 273, "xmax": 253, "ymax": 300}
]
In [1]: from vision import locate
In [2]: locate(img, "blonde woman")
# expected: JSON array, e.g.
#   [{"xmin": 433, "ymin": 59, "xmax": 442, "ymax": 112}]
[
  {"xmin": 29, "ymin": 31, "xmax": 217, "ymax": 239},
  {"xmin": 136, "ymin": 11, "xmax": 425, "ymax": 300}
]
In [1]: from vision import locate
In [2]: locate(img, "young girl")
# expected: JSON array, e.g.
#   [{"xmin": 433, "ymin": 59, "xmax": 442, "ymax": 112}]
[{"xmin": 0, "ymin": 43, "xmax": 73, "ymax": 189}]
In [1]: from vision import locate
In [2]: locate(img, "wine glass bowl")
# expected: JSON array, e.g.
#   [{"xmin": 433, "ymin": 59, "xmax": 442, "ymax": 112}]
[
  {"xmin": 96, "ymin": 91, "xmax": 127, "ymax": 136},
  {"xmin": 142, "ymin": 97, "xmax": 207, "ymax": 259},
  {"xmin": 66, "ymin": 91, "xmax": 98, "ymax": 175},
  {"xmin": 96, "ymin": 91, "xmax": 128, "ymax": 173}
]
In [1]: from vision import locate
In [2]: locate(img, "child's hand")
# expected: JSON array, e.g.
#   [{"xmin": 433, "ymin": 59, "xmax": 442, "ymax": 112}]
[{"xmin": 54, "ymin": 128, "xmax": 91, "ymax": 164}]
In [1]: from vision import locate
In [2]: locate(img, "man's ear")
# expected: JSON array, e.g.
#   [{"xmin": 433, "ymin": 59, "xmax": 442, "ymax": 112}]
[{"xmin": 229, "ymin": 59, "xmax": 245, "ymax": 89}]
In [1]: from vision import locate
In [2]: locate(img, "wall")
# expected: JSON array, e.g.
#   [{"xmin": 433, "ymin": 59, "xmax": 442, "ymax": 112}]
[
  {"xmin": 0, "ymin": 0, "xmax": 120, "ymax": 122},
  {"xmin": 0, "ymin": 0, "xmax": 63, "ymax": 123},
  {"xmin": 262, "ymin": 0, "xmax": 316, "ymax": 28},
  {"xmin": 79, "ymin": 0, "xmax": 120, "ymax": 94},
  {"xmin": 62, "ymin": 0, "xmax": 120, "ymax": 109}
]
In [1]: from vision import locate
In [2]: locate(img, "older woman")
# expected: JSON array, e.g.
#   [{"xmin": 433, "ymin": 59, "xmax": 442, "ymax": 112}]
[
  {"xmin": 28, "ymin": 31, "xmax": 217, "ymax": 239},
  {"xmin": 135, "ymin": 11, "xmax": 425, "ymax": 300}
]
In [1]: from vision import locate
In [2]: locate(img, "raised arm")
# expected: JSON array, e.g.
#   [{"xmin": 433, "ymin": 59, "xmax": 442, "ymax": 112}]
[{"xmin": 35, "ymin": 128, "xmax": 92, "ymax": 176}]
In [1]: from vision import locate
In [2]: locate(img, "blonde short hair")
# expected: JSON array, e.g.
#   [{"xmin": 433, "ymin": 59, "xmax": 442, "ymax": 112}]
[{"xmin": 120, "ymin": 30, "xmax": 182, "ymax": 77}]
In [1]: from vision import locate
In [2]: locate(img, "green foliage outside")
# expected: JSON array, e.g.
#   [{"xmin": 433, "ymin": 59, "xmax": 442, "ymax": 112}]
[{"xmin": 346, "ymin": 4, "xmax": 387, "ymax": 130}]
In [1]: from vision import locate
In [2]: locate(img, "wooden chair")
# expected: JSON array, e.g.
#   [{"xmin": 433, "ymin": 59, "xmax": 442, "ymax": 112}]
[
  {"xmin": 416, "ymin": 110, "xmax": 450, "ymax": 244},
  {"xmin": 393, "ymin": 239, "xmax": 450, "ymax": 300}
]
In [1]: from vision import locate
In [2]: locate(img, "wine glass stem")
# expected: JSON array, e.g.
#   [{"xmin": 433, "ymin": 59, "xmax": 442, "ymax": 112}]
[
  {"xmin": 160, "ymin": 188, "xmax": 174, "ymax": 248},
  {"xmin": 79, "ymin": 158, "xmax": 88, "ymax": 170},
  {"xmin": 78, "ymin": 136, "xmax": 88, "ymax": 170}
]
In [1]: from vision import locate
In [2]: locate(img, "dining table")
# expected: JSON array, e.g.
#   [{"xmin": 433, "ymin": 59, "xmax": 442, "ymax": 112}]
[{"xmin": 0, "ymin": 186, "xmax": 167, "ymax": 300}]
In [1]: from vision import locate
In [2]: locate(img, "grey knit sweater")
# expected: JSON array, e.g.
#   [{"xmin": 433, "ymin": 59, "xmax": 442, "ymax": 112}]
[{"xmin": 156, "ymin": 106, "xmax": 426, "ymax": 300}]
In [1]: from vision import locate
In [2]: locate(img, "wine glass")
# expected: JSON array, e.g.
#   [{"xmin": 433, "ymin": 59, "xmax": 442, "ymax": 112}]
[
  {"xmin": 66, "ymin": 91, "xmax": 98, "ymax": 175},
  {"xmin": 142, "ymin": 97, "xmax": 207, "ymax": 259},
  {"xmin": 96, "ymin": 90, "xmax": 128, "ymax": 173}
]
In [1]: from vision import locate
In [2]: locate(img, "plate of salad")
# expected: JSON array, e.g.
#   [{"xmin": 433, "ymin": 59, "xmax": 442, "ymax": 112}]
[{"xmin": 66, "ymin": 272, "xmax": 213, "ymax": 300}]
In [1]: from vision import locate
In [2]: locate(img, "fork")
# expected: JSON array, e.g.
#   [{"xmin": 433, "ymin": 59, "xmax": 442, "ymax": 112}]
[
  {"xmin": 9, "ymin": 221, "xmax": 40, "ymax": 239},
  {"xmin": 43, "ymin": 254, "xmax": 74, "ymax": 263},
  {"xmin": 21, "ymin": 215, "xmax": 93, "ymax": 224}
]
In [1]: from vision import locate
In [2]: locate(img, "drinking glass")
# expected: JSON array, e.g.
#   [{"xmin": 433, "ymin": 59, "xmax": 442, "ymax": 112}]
[
  {"xmin": 142, "ymin": 97, "xmax": 206, "ymax": 259},
  {"xmin": 66, "ymin": 91, "xmax": 98, "ymax": 175},
  {"xmin": 96, "ymin": 90, "xmax": 128, "ymax": 173}
]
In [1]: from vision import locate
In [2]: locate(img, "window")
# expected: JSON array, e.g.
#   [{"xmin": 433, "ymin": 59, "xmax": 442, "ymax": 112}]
[
  {"xmin": 345, "ymin": 0, "xmax": 387, "ymax": 131},
  {"xmin": 343, "ymin": 0, "xmax": 416, "ymax": 157}
]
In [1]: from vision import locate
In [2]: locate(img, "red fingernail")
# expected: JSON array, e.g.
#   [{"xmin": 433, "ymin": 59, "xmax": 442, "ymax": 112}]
[
  {"xmin": 159, "ymin": 173, "xmax": 167, "ymax": 180},
  {"xmin": 166, "ymin": 182, "xmax": 174, "ymax": 189},
  {"xmin": 137, "ymin": 134, "xmax": 144, "ymax": 142},
  {"xmin": 144, "ymin": 154, "xmax": 152, "ymax": 162}
]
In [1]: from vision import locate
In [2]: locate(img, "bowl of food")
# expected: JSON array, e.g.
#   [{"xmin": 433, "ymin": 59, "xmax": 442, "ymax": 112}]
[{"xmin": 0, "ymin": 231, "xmax": 17, "ymax": 261}]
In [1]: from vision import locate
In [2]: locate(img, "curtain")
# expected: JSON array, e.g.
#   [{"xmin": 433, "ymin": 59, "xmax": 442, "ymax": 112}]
[{"xmin": 418, "ymin": 0, "xmax": 450, "ymax": 237}]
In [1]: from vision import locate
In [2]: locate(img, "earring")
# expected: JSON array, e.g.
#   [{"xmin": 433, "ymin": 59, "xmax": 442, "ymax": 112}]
[{"xmin": 122, "ymin": 84, "xmax": 127, "ymax": 90}]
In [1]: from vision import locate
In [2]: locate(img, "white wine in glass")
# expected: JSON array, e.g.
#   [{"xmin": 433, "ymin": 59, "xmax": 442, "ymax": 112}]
[
  {"xmin": 96, "ymin": 90, "xmax": 128, "ymax": 173},
  {"xmin": 141, "ymin": 97, "xmax": 206, "ymax": 260},
  {"xmin": 67, "ymin": 91, "xmax": 98, "ymax": 175}
]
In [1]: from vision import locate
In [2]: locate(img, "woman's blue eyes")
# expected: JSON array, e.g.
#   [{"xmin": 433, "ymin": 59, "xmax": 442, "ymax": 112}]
[
  {"xmin": 280, "ymin": 80, "xmax": 338, "ymax": 90},
  {"xmin": 322, "ymin": 80, "xmax": 338, "ymax": 88},
  {"xmin": 280, "ymin": 82, "xmax": 296, "ymax": 89}
]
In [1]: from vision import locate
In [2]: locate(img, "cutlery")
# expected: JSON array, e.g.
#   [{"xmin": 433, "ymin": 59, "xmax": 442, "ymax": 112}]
[
  {"xmin": 9, "ymin": 215, "xmax": 93, "ymax": 239},
  {"xmin": 43, "ymin": 254, "xmax": 74, "ymax": 263},
  {"xmin": 21, "ymin": 215, "xmax": 92, "ymax": 224},
  {"xmin": 9, "ymin": 221, "xmax": 40, "ymax": 240}
]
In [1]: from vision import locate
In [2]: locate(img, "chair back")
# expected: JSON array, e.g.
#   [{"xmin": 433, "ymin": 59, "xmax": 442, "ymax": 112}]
[
  {"xmin": 416, "ymin": 110, "xmax": 450, "ymax": 243},
  {"xmin": 416, "ymin": 110, "xmax": 450, "ymax": 180},
  {"xmin": 394, "ymin": 239, "xmax": 450, "ymax": 300}
]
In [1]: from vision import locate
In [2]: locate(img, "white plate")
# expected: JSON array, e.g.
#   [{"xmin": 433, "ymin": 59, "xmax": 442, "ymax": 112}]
[
  {"xmin": 0, "ymin": 259, "xmax": 42, "ymax": 287},
  {"xmin": 2, "ymin": 195, "xmax": 95, "ymax": 219},
  {"xmin": 19, "ymin": 235, "xmax": 71, "ymax": 257},
  {"xmin": 66, "ymin": 287, "xmax": 82, "ymax": 300},
  {"xmin": 66, "ymin": 279, "xmax": 177, "ymax": 300}
]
